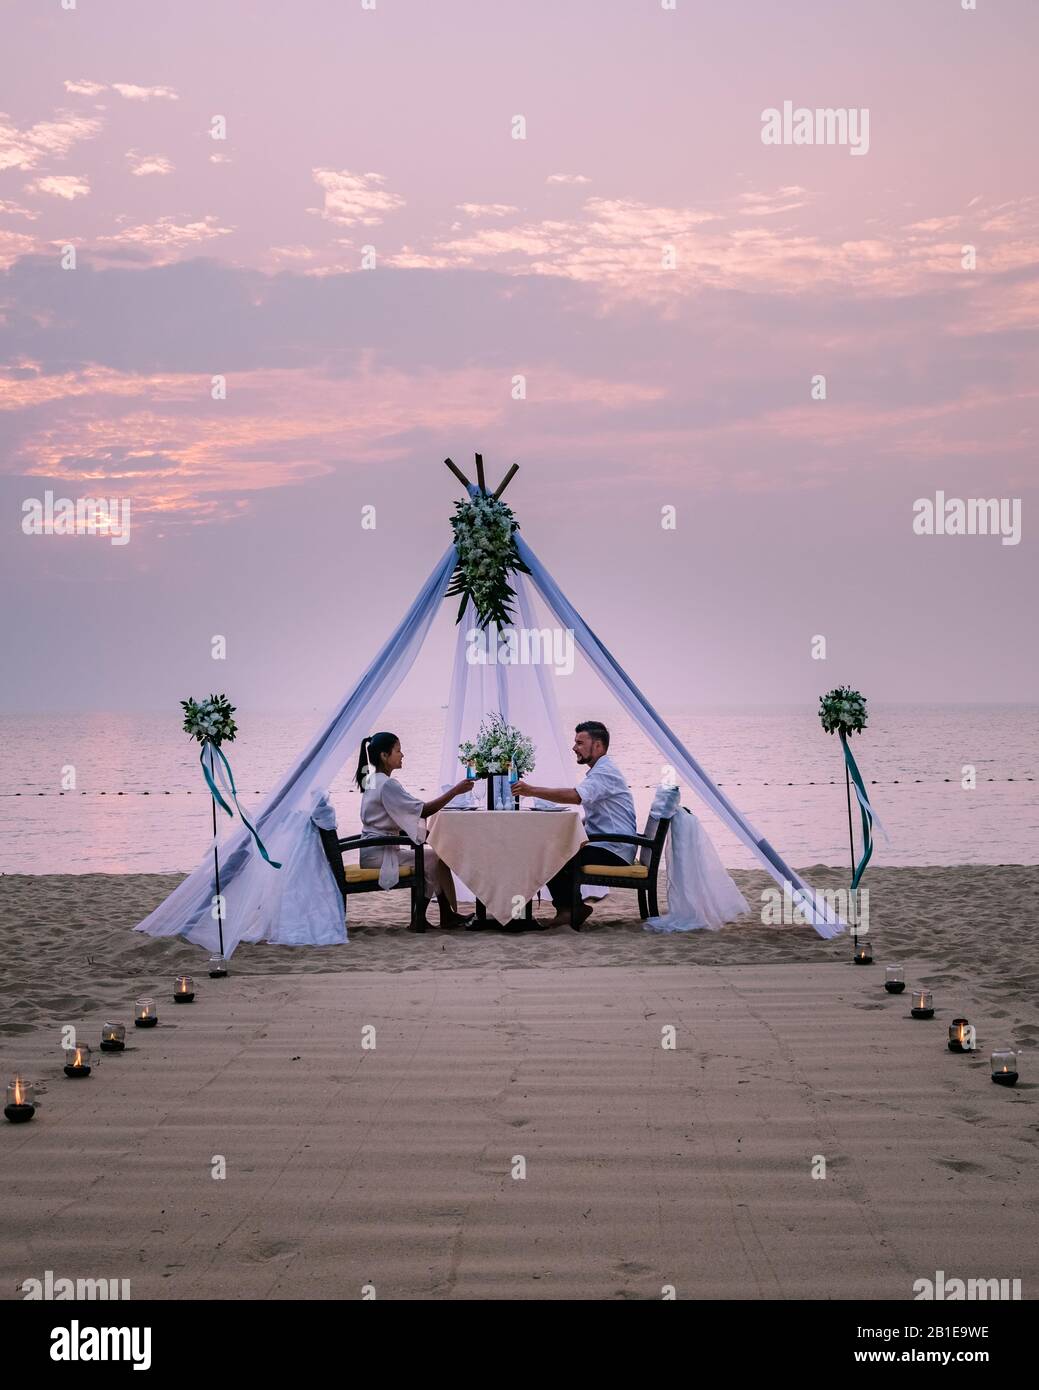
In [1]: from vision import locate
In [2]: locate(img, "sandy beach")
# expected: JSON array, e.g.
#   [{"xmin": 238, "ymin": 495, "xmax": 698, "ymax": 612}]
[{"xmin": 2, "ymin": 866, "xmax": 1036, "ymax": 1301}]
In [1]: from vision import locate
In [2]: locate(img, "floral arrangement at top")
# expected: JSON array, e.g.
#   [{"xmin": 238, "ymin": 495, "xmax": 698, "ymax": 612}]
[
  {"xmin": 818, "ymin": 686, "xmax": 867, "ymax": 738},
  {"xmin": 446, "ymin": 491, "xmax": 531, "ymax": 628},
  {"xmin": 181, "ymin": 693, "xmax": 238, "ymax": 745},
  {"xmin": 458, "ymin": 713, "xmax": 536, "ymax": 778}
]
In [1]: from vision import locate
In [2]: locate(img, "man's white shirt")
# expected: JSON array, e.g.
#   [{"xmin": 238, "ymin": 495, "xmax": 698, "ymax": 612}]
[{"xmin": 575, "ymin": 754, "xmax": 637, "ymax": 863}]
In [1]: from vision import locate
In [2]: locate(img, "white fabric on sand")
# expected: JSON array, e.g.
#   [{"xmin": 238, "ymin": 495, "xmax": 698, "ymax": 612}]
[{"xmin": 642, "ymin": 785, "xmax": 751, "ymax": 932}]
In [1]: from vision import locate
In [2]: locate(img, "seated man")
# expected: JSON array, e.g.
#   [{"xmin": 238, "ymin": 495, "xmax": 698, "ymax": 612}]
[{"xmin": 514, "ymin": 720, "xmax": 636, "ymax": 928}]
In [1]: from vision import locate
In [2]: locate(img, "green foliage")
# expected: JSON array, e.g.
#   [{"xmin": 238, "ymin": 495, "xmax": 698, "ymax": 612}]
[
  {"xmin": 459, "ymin": 712, "xmax": 536, "ymax": 777},
  {"xmin": 181, "ymin": 693, "xmax": 238, "ymax": 746},
  {"xmin": 446, "ymin": 492, "xmax": 531, "ymax": 628},
  {"xmin": 819, "ymin": 686, "xmax": 867, "ymax": 737}
]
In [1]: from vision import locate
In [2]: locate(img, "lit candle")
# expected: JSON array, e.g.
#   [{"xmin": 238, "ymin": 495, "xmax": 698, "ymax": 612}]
[
  {"xmin": 884, "ymin": 964, "xmax": 905, "ymax": 994},
  {"xmin": 63, "ymin": 1044, "xmax": 92, "ymax": 1078},
  {"xmin": 990, "ymin": 1049, "xmax": 1019, "ymax": 1087},
  {"xmin": 910, "ymin": 990, "xmax": 934, "ymax": 1019},
  {"xmin": 853, "ymin": 940, "xmax": 873, "ymax": 965},
  {"xmin": 207, "ymin": 954, "xmax": 229, "ymax": 979},
  {"xmin": 173, "ymin": 976, "xmax": 196, "ymax": 1003},
  {"xmin": 100, "ymin": 1022, "xmax": 126, "ymax": 1052},
  {"xmin": 134, "ymin": 997, "xmax": 158, "ymax": 1028},
  {"xmin": 4, "ymin": 1075, "xmax": 36, "ymax": 1123},
  {"xmin": 947, "ymin": 1017, "xmax": 973, "ymax": 1053}
]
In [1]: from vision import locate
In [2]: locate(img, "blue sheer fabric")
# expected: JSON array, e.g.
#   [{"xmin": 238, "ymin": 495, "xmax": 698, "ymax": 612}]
[
  {"xmin": 135, "ymin": 531, "xmax": 840, "ymax": 953},
  {"xmin": 514, "ymin": 536, "xmax": 843, "ymax": 937},
  {"xmin": 133, "ymin": 547, "xmax": 458, "ymax": 954}
]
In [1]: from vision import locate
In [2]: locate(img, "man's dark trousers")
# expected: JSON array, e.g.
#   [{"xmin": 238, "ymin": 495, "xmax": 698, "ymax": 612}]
[{"xmin": 547, "ymin": 845, "xmax": 629, "ymax": 910}]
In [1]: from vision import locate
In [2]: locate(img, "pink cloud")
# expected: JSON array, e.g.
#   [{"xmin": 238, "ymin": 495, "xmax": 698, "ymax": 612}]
[
  {"xmin": 0, "ymin": 108, "xmax": 102, "ymax": 172},
  {"xmin": 96, "ymin": 215, "xmax": 234, "ymax": 254},
  {"xmin": 27, "ymin": 174, "xmax": 90, "ymax": 200},
  {"xmin": 309, "ymin": 169, "xmax": 405, "ymax": 227},
  {"xmin": 126, "ymin": 151, "xmax": 174, "ymax": 177},
  {"xmin": 110, "ymin": 83, "xmax": 179, "ymax": 102}
]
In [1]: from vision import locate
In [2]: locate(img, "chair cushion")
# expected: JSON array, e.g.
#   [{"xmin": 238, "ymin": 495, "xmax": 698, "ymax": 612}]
[
  {"xmin": 581, "ymin": 863, "xmax": 649, "ymax": 879},
  {"xmin": 344, "ymin": 865, "xmax": 413, "ymax": 884}
]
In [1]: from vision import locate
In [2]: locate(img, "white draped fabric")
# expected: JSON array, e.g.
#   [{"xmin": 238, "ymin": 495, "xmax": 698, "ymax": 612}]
[
  {"xmin": 134, "ymin": 524, "xmax": 842, "ymax": 955},
  {"xmin": 514, "ymin": 535, "xmax": 843, "ymax": 937},
  {"xmin": 133, "ymin": 547, "xmax": 457, "ymax": 954},
  {"xmin": 437, "ymin": 586, "xmax": 572, "ymax": 795},
  {"xmin": 436, "ymin": 578, "xmax": 575, "ymax": 903},
  {"xmin": 641, "ymin": 786, "xmax": 751, "ymax": 932}
]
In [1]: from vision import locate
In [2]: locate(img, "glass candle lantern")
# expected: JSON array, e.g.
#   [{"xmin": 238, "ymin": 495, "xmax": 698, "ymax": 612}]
[
  {"xmin": 134, "ymin": 997, "xmax": 158, "ymax": 1028},
  {"xmin": 853, "ymin": 940, "xmax": 873, "ymax": 965},
  {"xmin": 4, "ymin": 1076, "xmax": 36, "ymax": 1123},
  {"xmin": 910, "ymin": 990, "xmax": 934, "ymax": 1019},
  {"xmin": 173, "ymin": 975, "xmax": 196, "ymax": 1003},
  {"xmin": 63, "ymin": 1044, "xmax": 92, "ymax": 1078},
  {"xmin": 207, "ymin": 955, "xmax": 229, "ymax": 979},
  {"xmin": 884, "ymin": 964, "xmax": 905, "ymax": 994},
  {"xmin": 100, "ymin": 1022, "xmax": 126, "ymax": 1052},
  {"xmin": 947, "ymin": 1018, "xmax": 973, "ymax": 1052},
  {"xmin": 990, "ymin": 1049, "xmax": 1019, "ymax": 1086}
]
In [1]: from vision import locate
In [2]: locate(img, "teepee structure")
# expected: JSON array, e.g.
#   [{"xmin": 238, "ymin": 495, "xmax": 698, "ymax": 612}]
[{"xmin": 135, "ymin": 457, "xmax": 843, "ymax": 954}]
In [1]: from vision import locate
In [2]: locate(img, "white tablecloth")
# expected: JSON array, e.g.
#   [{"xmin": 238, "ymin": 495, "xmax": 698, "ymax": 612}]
[{"xmin": 428, "ymin": 808, "xmax": 586, "ymax": 924}]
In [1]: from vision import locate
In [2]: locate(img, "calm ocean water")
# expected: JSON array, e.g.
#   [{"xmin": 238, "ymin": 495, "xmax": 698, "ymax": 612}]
[{"xmin": 0, "ymin": 705, "xmax": 1035, "ymax": 873}]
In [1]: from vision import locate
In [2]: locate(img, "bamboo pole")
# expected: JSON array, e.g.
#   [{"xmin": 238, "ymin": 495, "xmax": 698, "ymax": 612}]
[
  {"xmin": 493, "ymin": 463, "xmax": 519, "ymax": 499},
  {"xmin": 444, "ymin": 457, "xmax": 471, "ymax": 489},
  {"xmin": 211, "ymin": 794, "xmax": 224, "ymax": 957},
  {"xmin": 474, "ymin": 453, "xmax": 486, "ymax": 493},
  {"xmin": 845, "ymin": 757, "xmax": 857, "ymax": 947}
]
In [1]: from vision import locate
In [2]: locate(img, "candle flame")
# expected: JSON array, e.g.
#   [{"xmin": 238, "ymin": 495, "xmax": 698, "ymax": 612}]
[{"xmin": 14, "ymin": 1078, "xmax": 24, "ymax": 1105}]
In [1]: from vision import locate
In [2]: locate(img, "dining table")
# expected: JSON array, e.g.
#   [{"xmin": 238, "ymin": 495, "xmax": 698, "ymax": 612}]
[{"xmin": 427, "ymin": 806, "xmax": 587, "ymax": 927}]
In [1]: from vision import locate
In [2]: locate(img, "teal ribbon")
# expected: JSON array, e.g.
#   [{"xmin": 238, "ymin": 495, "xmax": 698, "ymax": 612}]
[
  {"xmin": 200, "ymin": 742, "xmax": 282, "ymax": 869},
  {"xmin": 839, "ymin": 731, "xmax": 874, "ymax": 890}
]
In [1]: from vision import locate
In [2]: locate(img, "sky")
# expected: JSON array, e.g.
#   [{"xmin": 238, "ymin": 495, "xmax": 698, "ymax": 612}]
[{"xmin": 1, "ymin": 0, "xmax": 1036, "ymax": 715}]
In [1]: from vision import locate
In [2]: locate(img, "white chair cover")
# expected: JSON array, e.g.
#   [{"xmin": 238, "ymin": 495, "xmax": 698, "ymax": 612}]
[{"xmin": 642, "ymin": 786, "xmax": 750, "ymax": 932}]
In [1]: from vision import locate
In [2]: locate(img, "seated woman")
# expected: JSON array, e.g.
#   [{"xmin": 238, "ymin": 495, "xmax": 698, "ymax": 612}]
[{"xmin": 355, "ymin": 731, "xmax": 474, "ymax": 929}]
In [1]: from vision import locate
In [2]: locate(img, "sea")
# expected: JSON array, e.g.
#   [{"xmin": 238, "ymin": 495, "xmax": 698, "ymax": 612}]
[{"xmin": 1, "ymin": 705, "xmax": 1035, "ymax": 874}]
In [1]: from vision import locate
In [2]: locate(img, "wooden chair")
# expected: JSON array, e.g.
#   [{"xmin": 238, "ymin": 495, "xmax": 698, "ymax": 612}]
[
  {"xmin": 318, "ymin": 826, "xmax": 427, "ymax": 931},
  {"xmin": 571, "ymin": 810, "xmax": 674, "ymax": 924}
]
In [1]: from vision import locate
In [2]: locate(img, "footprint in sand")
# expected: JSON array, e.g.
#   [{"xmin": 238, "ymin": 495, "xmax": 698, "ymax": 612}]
[
  {"xmin": 241, "ymin": 1239, "xmax": 299, "ymax": 1263},
  {"xmin": 948, "ymin": 1106, "xmax": 986, "ymax": 1125},
  {"xmin": 933, "ymin": 1157, "xmax": 987, "ymax": 1175}
]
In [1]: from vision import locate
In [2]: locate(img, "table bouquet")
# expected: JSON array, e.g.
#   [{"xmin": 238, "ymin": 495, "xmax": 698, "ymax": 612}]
[{"xmin": 459, "ymin": 713, "xmax": 535, "ymax": 809}]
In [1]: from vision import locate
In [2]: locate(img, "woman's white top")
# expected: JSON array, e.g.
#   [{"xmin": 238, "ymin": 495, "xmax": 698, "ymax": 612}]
[{"xmin": 360, "ymin": 771, "xmax": 427, "ymax": 888}]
